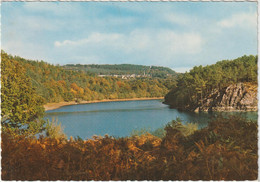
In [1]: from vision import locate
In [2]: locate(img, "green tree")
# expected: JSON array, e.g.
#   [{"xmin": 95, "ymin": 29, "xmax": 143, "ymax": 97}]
[{"xmin": 1, "ymin": 51, "xmax": 45, "ymax": 135}]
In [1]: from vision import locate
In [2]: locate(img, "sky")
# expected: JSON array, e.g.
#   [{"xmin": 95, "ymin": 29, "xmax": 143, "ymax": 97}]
[{"xmin": 2, "ymin": 2, "xmax": 257, "ymax": 73}]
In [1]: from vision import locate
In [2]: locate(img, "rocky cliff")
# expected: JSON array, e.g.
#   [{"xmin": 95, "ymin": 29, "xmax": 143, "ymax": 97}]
[{"xmin": 194, "ymin": 83, "xmax": 257, "ymax": 112}]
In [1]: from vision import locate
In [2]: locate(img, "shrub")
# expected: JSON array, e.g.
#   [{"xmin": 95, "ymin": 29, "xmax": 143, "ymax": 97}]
[{"xmin": 45, "ymin": 119, "xmax": 67, "ymax": 140}]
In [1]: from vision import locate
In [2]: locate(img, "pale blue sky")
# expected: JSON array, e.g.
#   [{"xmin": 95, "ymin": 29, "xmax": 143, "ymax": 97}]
[{"xmin": 2, "ymin": 2, "xmax": 257, "ymax": 72}]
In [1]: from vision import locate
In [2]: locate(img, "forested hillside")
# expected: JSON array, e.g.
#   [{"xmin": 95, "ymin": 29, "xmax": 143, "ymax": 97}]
[
  {"xmin": 1, "ymin": 51, "xmax": 176, "ymax": 104},
  {"xmin": 164, "ymin": 55, "xmax": 257, "ymax": 111},
  {"xmin": 63, "ymin": 64, "xmax": 177, "ymax": 78}
]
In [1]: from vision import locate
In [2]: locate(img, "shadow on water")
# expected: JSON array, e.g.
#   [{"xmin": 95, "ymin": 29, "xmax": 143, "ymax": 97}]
[
  {"xmin": 175, "ymin": 110, "xmax": 257, "ymax": 129},
  {"xmin": 172, "ymin": 108, "xmax": 257, "ymax": 125}
]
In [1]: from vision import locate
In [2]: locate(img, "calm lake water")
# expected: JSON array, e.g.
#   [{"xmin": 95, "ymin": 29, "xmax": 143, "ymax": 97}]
[{"xmin": 45, "ymin": 100, "xmax": 257, "ymax": 139}]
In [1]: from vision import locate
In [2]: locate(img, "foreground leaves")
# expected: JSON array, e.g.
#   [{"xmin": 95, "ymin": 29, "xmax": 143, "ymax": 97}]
[{"xmin": 1, "ymin": 116, "xmax": 257, "ymax": 180}]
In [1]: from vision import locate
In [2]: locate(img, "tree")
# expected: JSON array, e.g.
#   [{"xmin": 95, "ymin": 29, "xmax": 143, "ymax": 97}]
[
  {"xmin": 194, "ymin": 74, "xmax": 207, "ymax": 107},
  {"xmin": 1, "ymin": 51, "xmax": 45, "ymax": 135}
]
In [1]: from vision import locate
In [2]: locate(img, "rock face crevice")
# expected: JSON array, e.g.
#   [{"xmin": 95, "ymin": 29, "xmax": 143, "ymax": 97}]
[{"xmin": 196, "ymin": 83, "xmax": 257, "ymax": 112}]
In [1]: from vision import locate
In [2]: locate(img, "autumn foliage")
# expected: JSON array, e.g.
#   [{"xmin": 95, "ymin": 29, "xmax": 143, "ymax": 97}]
[
  {"xmin": 2, "ymin": 51, "xmax": 175, "ymax": 104},
  {"xmin": 2, "ymin": 116, "xmax": 257, "ymax": 180}
]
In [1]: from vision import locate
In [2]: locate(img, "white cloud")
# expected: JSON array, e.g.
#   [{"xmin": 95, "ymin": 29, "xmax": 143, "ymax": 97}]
[
  {"xmin": 156, "ymin": 31, "xmax": 202, "ymax": 55},
  {"xmin": 217, "ymin": 12, "xmax": 257, "ymax": 29},
  {"xmin": 53, "ymin": 29, "xmax": 203, "ymax": 66},
  {"xmin": 54, "ymin": 29, "xmax": 203, "ymax": 57},
  {"xmin": 55, "ymin": 33, "xmax": 123, "ymax": 47},
  {"xmin": 52, "ymin": 29, "xmax": 204, "ymax": 67}
]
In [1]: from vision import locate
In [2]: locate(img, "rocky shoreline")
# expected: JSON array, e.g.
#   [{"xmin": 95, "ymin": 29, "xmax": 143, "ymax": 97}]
[
  {"xmin": 195, "ymin": 83, "xmax": 257, "ymax": 112},
  {"xmin": 165, "ymin": 83, "xmax": 258, "ymax": 112}
]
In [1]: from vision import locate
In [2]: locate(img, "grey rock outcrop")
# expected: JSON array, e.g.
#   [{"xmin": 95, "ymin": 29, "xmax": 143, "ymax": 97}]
[{"xmin": 196, "ymin": 83, "xmax": 257, "ymax": 112}]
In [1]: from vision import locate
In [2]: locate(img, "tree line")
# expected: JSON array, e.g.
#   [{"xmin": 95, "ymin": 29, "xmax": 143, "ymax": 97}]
[{"xmin": 164, "ymin": 55, "xmax": 257, "ymax": 110}]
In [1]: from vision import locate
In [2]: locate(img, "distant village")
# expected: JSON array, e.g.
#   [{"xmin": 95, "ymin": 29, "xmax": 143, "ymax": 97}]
[{"xmin": 98, "ymin": 72, "xmax": 151, "ymax": 79}]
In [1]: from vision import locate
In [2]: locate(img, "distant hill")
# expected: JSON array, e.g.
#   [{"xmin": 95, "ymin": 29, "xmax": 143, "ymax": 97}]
[{"xmin": 62, "ymin": 64, "xmax": 177, "ymax": 78}]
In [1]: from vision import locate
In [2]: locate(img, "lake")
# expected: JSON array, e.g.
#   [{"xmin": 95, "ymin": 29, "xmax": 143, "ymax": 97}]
[{"xmin": 45, "ymin": 99, "xmax": 257, "ymax": 139}]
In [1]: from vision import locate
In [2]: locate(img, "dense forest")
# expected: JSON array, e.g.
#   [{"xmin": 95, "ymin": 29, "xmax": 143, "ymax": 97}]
[
  {"xmin": 63, "ymin": 63, "xmax": 177, "ymax": 78},
  {"xmin": 164, "ymin": 55, "xmax": 257, "ymax": 111},
  {"xmin": 1, "ymin": 51, "xmax": 176, "ymax": 104}
]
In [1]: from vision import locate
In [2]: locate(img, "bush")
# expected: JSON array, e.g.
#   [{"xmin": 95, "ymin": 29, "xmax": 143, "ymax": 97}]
[{"xmin": 45, "ymin": 119, "xmax": 67, "ymax": 140}]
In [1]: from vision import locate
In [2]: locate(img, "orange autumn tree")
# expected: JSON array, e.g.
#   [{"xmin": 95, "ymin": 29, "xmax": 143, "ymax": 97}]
[{"xmin": 70, "ymin": 82, "xmax": 84, "ymax": 101}]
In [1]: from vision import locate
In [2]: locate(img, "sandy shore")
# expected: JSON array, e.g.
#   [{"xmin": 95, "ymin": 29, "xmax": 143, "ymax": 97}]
[{"xmin": 44, "ymin": 97, "xmax": 164, "ymax": 111}]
